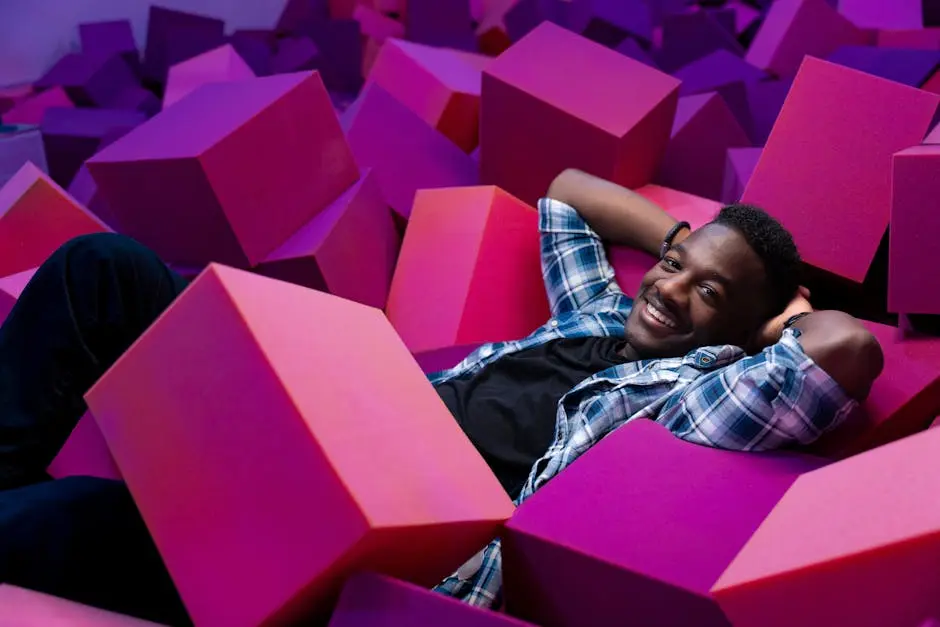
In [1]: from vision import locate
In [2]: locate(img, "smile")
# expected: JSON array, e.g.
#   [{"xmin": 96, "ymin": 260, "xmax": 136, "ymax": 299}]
[{"xmin": 644, "ymin": 300, "xmax": 679, "ymax": 330}]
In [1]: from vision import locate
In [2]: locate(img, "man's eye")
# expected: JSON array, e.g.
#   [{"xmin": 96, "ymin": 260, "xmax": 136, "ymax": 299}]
[
  {"xmin": 701, "ymin": 285, "xmax": 718, "ymax": 300},
  {"xmin": 661, "ymin": 257, "xmax": 681, "ymax": 271}
]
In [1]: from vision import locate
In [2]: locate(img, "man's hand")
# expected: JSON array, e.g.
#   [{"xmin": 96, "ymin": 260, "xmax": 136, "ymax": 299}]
[{"xmin": 753, "ymin": 287, "xmax": 813, "ymax": 350}]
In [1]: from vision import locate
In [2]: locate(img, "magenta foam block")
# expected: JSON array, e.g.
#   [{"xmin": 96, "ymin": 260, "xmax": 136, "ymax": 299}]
[
  {"xmin": 877, "ymin": 28, "xmax": 940, "ymax": 49},
  {"xmin": 386, "ymin": 186, "xmax": 549, "ymax": 359},
  {"xmin": 0, "ymin": 124, "xmax": 48, "ymax": 189},
  {"xmin": 0, "ymin": 585, "xmax": 164, "ymax": 626},
  {"xmin": 0, "ymin": 84, "xmax": 33, "ymax": 115},
  {"xmin": 344, "ymin": 82, "xmax": 478, "ymax": 221},
  {"xmin": 674, "ymin": 49, "xmax": 767, "ymax": 96},
  {"xmin": 742, "ymin": 78, "xmax": 792, "ymax": 145},
  {"xmin": 306, "ymin": 19, "xmax": 364, "ymax": 94},
  {"xmin": 142, "ymin": 6, "xmax": 226, "ymax": 85},
  {"xmin": 255, "ymin": 169, "xmax": 400, "ymax": 310},
  {"xmin": 271, "ymin": 36, "xmax": 321, "ymax": 74},
  {"xmin": 726, "ymin": 0, "xmax": 762, "ymax": 34},
  {"xmin": 656, "ymin": 93, "xmax": 751, "ymax": 201},
  {"xmin": 163, "ymin": 44, "xmax": 256, "ymax": 109},
  {"xmin": 837, "ymin": 0, "xmax": 922, "ymax": 29},
  {"xmin": 414, "ymin": 343, "xmax": 483, "ymax": 374},
  {"xmin": 806, "ymin": 321, "xmax": 940, "ymax": 458},
  {"xmin": 655, "ymin": 11, "xmax": 744, "ymax": 73},
  {"xmin": 85, "ymin": 265, "xmax": 514, "ymax": 627},
  {"xmin": 406, "ymin": 0, "xmax": 478, "ymax": 50},
  {"xmin": 367, "ymin": 38, "xmax": 490, "ymax": 152},
  {"xmin": 721, "ymin": 146, "xmax": 762, "ymax": 203},
  {"xmin": 608, "ymin": 185, "xmax": 720, "ymax": 296},
  {"xmin": 502, "ymin": 420, "xmax": 824, "ymax": 627},
  {"xmin": 746, "ymin": 0, "xmax": 868, "ymax": 77},
  {"xmin": 330, "ymin": 573, "xmax": 534, "ymax": 626},
  {"xmin": 356, "ymin": 4, "xmax": 406, "ymax": 75},
  {"xmin": 890, "ymin": 146, "xmax": 940, "ymax": 314},
  {"xmin": 741, "ymin": 57, "xmax": 939, "ymax": 283},
  {"xmin": 0, "ymin": 162, "xmax": 110, "ymax": 277},
  {"xmin": 34, "ymin": 52, "xmax": 138, "ymax": 108},
  {"xmin": 2, "ymin": 87, "xmax": 73, "ymax": 125},
  {"xmin": 826, "ymin": 46, "xmax": 940, "ymax": 87},
  {"xmin": 713, "ymin": 426, "xmax": 940, "ymax": 627},
  {"xmin": 0, "ymin": 267, "xmax": 34, "ymax": 326},
  {"xmin": 87, "ymin": 72, "xmax": 358, "ymax": 269},
  {"xmin": 40, "ymin": 107, "xmax": 146, "ymax": 188},
  {"xmin": 482, "ymin": 22, "xmax": 680, "ymax": 206},
  {"xmin": 79, "ymin": 19, "xmax": 139, "ymax": 71},
  {"xmin": 47, "ymin": 410, "xmax": 121, "ymax": 481}
]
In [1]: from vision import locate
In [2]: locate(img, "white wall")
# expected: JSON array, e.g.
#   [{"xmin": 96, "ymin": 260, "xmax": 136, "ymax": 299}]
[{"xmin": 0, "ymin": 0, "xmax": 290, "ymax": 85}]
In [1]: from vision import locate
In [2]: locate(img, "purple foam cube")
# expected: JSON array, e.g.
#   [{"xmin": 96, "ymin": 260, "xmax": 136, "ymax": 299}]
[
  {"xmin": 0, "ymin": 124, "xmax": 48, "ymax": 189},
  {"xmin": 645, "ymin": 0, "xmax": 693, "ymax": 25},
  {"xmin": 33, "ymin": 53, "xmax": 138, "ymax": 108},
  {"xmin": 406, "ymin": 0, "xmax": 477, "ymax": 51},
  {"xmin": 721, "ymin": 146, "xmax": 762, "ymax": 203},
  {"xmin": 615, "ymin": 37, "xmax": 659, "ymax": 68},
  {"xmin": 572, "ymin": 0, "xmax": 655, "ymax": 47},
  {"xmin": 504, "ymin": 0, "xmax": 568, "ymax": 41},
  {"xmin": 655, "ymin": 10, "xmax": 745, "ymax": 73},
  {"xmin": 743, "ymin": 78, "xmax": 793, "ymax": 145},
  {"xmin": 502, "ymin": 420, "xmax": 825, "ymax": 627},
  {"xmin": 708, "ymin": 7, "xmax": 737, "ymax": 35},
  {"xmin": 110, "ymin": 85, "xmax": 161, "ymax": 117},
  {"xmin": 276, "ymin": 0, "xmax": 330, "ymax": 33},
  {"xmin": 826, "ymin": 46, "xmax": 940, "ymax": 87},
  {"xmin": 656, "ymin": 92, "xmax": 751, "ymax": 200},
  {"xmin": 40, "ymin": 107, "xmax": 146, "ymax": 188},
  {"xmin": 837, "ymin": 0, "xmax": 922, "ymax": 29},
  {"xmin": 78, "ymin": 20, "xmax": 140, "ymax": 72},
  {"xmin": 329, "ymin": 573, "xmax": 534, "ymax": 626},
  {"xmin": 67, "ymin": 164, "xmax": 117, "ymax": 228},
  {"xmin": 305, "ymin": 19, "xmax": 364, "ymax": 94},
  {"xmin": 271, "ymin": 36, "xmax": 321, "ymax": 74},
  {"xmin": 142, "ymin": 6, "xmax": 226, "ymax": 85},
  {"xmin": 674, "ymin": 49, "xmax": 768, "ymax": 95},
  {"xmin": 343, "ymin": 82, "xmax": 479, "ymax": 221},
  {"xmin": 228, "ymin": 31, "xmax": 276, "ymax": 76}
]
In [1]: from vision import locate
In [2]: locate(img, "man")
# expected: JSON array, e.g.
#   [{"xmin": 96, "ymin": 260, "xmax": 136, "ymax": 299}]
[{"xmin": 0, "ymin": 169, "xmax": 882, "ymax": 623}]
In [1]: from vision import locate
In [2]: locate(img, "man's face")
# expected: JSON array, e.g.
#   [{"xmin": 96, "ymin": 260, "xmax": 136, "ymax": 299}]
[{"xmin": 624, "ymin": 223, "xmax": 772, "ymax": 359}]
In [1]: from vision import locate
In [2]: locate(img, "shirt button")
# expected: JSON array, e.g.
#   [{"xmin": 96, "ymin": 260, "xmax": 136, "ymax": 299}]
[{"xmin": 550, "ymin": 319, "xmax": 559, "ymax": 328}]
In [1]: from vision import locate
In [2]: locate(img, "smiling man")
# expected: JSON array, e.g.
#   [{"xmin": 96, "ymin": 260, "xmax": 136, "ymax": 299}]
[{"xmin": 0, "ymin": 169, "xmax": 882, "ymax": 622}]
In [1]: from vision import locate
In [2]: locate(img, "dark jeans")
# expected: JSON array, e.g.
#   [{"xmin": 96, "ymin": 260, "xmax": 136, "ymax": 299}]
[{"xmin": 0, "ymin": 233, "xmax": 192, "ymax": 625}]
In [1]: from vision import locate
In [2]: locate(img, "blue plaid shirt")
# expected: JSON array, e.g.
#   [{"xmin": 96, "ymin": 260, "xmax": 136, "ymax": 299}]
[{"xmin": 430, "ymin": 198, "xmax": 856, "ymax": 608}]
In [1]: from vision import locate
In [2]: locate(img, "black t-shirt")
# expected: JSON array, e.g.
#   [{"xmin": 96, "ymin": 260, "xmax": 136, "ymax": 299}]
[{"xmin": 436, "ymin": 336, "xmax": 630, "ymax": 500}]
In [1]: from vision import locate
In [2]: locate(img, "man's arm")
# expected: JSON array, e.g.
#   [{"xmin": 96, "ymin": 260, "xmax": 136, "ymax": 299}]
[{"xmin": 546, "ymin": 168, "xmax": 687, "ymax": 256}]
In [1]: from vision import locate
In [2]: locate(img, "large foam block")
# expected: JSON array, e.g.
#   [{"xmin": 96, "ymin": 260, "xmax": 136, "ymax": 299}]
[
  {"xmin": 47, "ymin": 410, "xmax": 122, "ymax": 481},
  {"xmin": 79, "ymin": 19, "xmax": 140, "ymax": 71},
  {"xmin": 0, "ymin": 267, "xmax": 34, "ymax": 326},
  {"xmin": 87, "ymin": 71, "xmax": 358, "ymax": 269},
  {"xmin": 0, "ymin": 162, "xmax": 109, "ymax": 277},
  {"xmin": 34, "ymin": 52, "xmax": 139, "ymax": 108},
  {"xmin": 2, "ymin": 87, "xmax": 73, "ymax": 125},
  {"xmin": 722, "ymin": 146, "xmax": 761, "ymax": 203},
  {"xmin": 747, "ymin": 0, "xmax": 868, "ymax": 77},
  {"xmin": 502, "ymin": 420, "xmax": 824, "ymax": 627},
  {"xmin": 271, "ymin": 36, "xmax": 321, "ymax": 75},
  {"xmin": 305, "ymin": 19, "xmax": 365, "ymax": 94},
  {"xmin": 143, "ymin": 6, "xmax": 226, "ymax": 85},
  {"xmin": 406, "ymin": 0, "xmax": 477, "ymax": 50},
  {"xmin": 712, "ymin": 425, "xmax": 940, "ymax": 627},
  {"xmin": 674, "ymin": 49, "xmax": 767, "ymax": 96},
  {"xmin": 85, "ymin": 265, "xmax": 514, "ymax": 627},
  {"xmin": 837, "ymin": 0, "xmax": 922, "ymax": 29},
  {"xmin": 40, "ymin": 107, "xmax": 146, "ymax": 188},
  {"xmin": 655, "ymin": 10, "xmax": 745, "ymax": 73},
  {"xmin": 330, "ymin": 573, "xmax": 534, "ymax": 626},
  {"xmin": 0, "ymin": 123, "xmax": 47, "ymax": 189},
  {"xmin": 368, "ymin": 38, "xmax": 489, "ymax": 152},
  {"xmin": 608, "ymin": 185, "xmax": 721, "ymax": 297},
  {"xmin": 386, "ymin": 185, "xmax": 549, "ymax": 358},
  {"xmin": 889, "ymin": 146, "xmax": 940, "ymax": 313},
  {"xmin": 741, "ymin": 57, "xmax": 939, "ymax": 283},
  {"xmin": 255, "ymin": 169, "xmax": 400, "ymax": 310},
  {"xmin": 343, "ymin": 82, "xmax": 478, "ymax": 221},
  {"xmin": 163, "ymin": 44, "xmax": 256, "ymax": 109},
  {"xmin": 0, "ymin": 585, "xmax": 164, "ymax": 626},
  {"xmin": 826, "ymin": 46, "xmax": 940, "ymax": 87},
  {"xmin": 481, "ymin": 22, "xmax": 680, "ymax": 206}
]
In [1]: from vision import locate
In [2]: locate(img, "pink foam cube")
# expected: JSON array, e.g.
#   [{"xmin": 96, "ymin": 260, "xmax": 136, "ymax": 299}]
[
  {"xmin": 481, "ymin": 21, "xmax": 680, "ymax": 206},
  {"xmin": 656, "ymin": 92, "xmax": 751, "ymax": 201},
  {"xmin": 837, "ymin": 0, "xmax": 922, "ymax": 29},
  {"xmin": 163, "ymin": 44, "xmax": 256, "ymax": 109},
  {"xmin": 255, "ymin": 169, "xmax": 400, "ymax": 310},
  {"xmin": 0, "ymin": 267, "xmax": 34, "ymax": 326},
  {"xmin": 0, "ymin": 162, "xmax": 109, "ymax": 277},
  {"xmin": 721, "ymin": 146, "xmax": 762, "ymax": 203},
  {"xmin": 2, "ymin": 87, "xmax": 73, "ymax": 125},
  {"xmin": 330, "ymin": 573, "xmax": 534, "ymax": 626},
  {"xmin": 608, "ymin": 184, "xmax": 721, "ymax": 296},
  {"xmin": 47, "ymin": 411, "xmax": 121, "ymax": 481},
  {"xmin": 0, "ymin": 124, "xmax": 47, "ymax": 189},
  {"xmin": 142, "ymin": 6, "xmax": 226, "ymax": 84},
  {"xmin": 712, "ymin": 425, "xmax": 940, "ymax": 627},
  {"xmin": 0, "ymin": 585, "xmax": 164, "ymax": 626},
  {"xmin": 474, "ymin": 0, "xmax": 519, "ymax": 55},
  {"xmin": 87, "ymin": 72, "xmax": 358, "ymax": 269},
  {"xmin": 741, "ymin": 57, "xmax": 939, "ymax": 283},
  {"xmin": 747, "ymin": 0, "xmax": 868, "ymax": 77},
  {"xmin": 503, "ymin": 420, "xmax": 824, "ymax": 627},
  {"xmin": 34, "ymin": 53, "xmax": 138, "ymax": 108},
  {"xmin": 386, "ymin": 185, "xmax": 549, "ymax": 358},
  {"xmin": 85, "ymin": 265, "xmax": 514, "ymax": 627},
  {"xmin": 343, "ymin": 82, "xmax": 478, "ymax": 221},
  {"xmin": 368, "ymin": 38, "xmax": 490, "ymax": 152}
]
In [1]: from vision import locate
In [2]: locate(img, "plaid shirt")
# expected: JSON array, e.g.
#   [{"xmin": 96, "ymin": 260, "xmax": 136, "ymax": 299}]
[{"xmin": 430, "ymin": 198, "xmax": 856, "ymax": 608}]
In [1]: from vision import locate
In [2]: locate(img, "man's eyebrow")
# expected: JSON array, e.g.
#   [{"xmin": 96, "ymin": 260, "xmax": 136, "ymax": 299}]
[{"xmin": 671, "ymin": 243, "xmax": 732, "ymax": 287}]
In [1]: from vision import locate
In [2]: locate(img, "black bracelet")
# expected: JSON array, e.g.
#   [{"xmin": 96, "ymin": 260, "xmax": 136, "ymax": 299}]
[
  {"xmin": 784, "ymin": 311, "xmax": 812, "ymax": 329},
  {"xmin": 660, "ymin": 221, "xmax": 690, "ymax": 258}
]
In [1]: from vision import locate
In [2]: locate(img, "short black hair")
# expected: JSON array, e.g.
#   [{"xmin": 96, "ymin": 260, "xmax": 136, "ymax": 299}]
[{"xmin": 711, "ymin": 203, "xmax": 801, "ymax": 314}]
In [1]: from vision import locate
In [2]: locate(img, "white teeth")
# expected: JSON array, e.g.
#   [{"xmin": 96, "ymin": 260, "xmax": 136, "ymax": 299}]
[{"xmin": 646, "ymin": 302, "xmax": 677, "ymax": 329}]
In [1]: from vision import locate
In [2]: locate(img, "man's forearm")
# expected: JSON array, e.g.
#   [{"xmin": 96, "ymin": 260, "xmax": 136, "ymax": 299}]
[{"xmin": 546, "ymin": 169, "xmax": 682, "ymax": 257}]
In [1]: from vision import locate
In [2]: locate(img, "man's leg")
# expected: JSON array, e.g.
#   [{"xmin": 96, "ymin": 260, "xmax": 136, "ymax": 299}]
[{"xmin": 0, "ymin": 233, "xmax": 188, "ymax": 490}]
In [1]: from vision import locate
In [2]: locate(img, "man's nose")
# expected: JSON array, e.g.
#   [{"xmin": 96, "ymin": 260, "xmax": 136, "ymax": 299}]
[{"xmin": 656, "ymin": 273, "xmax": 690, "ymax": 310}]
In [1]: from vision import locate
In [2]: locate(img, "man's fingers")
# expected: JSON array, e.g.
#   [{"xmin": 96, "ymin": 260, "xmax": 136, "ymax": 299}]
[{"xmin": 799, "ymin": 286, "xmax": 811, "ymax": 300}]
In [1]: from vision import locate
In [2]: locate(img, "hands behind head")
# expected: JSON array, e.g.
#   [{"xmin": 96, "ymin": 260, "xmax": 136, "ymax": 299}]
[{"xmin": 752, "ymin": 286, "xmax": 814, "ymax": 351}]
